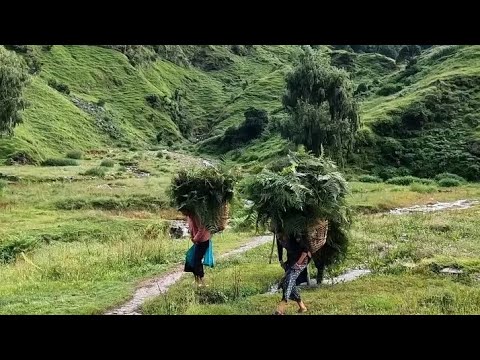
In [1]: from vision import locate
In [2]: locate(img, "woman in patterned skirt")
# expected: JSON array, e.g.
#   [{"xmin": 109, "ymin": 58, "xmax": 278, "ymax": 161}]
[{"xmin": 275, "ymin": 233, "xmax": 311, "ymax": 315}]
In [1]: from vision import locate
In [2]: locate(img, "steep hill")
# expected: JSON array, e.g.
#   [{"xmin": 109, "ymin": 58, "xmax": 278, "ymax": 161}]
[{"xmin": 1, "ymin": 44, "xmax": 479, "ymax": 180}]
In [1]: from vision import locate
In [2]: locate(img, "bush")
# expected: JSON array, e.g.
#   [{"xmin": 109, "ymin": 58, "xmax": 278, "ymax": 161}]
[
  {"xmin": 386, "ymin": 176, "xmax": 431, "ymax": 186},
  {"xmin": 145, "ymin": 94, "xmax": 161, "ymax": 108},
  {"xmin": 97, "ymin": 99, "xmax": 106, "ymax": 107},
  {"xmin": 41, "ymin": 158, "xmax": 78, "ymax": 166},
  {"xmin": 5, "ymin": 151, "xmax": 34, "ymax": 165},
  {"xmin": 357, "ymin": 175, "xmax": 383, "ymax": 183},
  {"xmin": 377, "ymin": 83, "xmax": 402, "ymax": 96},
  {"xmin": 66, "ymin": 150, "xmax": 83, "ymax": 160},
  {"xmin": 55, "ymin": 195, "xmax": 168, "ymax": 211},
  {"xmin": 410, "ymin": 183, "xmax": 437, "ymax": 193},
  {"xmin": 47, "ymin": 79, "xmax": 70, "ymax": 95},
  {"xmin": 217, "ymin": 108, "xmax": 269, "ymax": 152},
  {"xmin": 434, "ymin": 173, "xmax": 466, "ymax": 183},
  {"xmin": 355, "ymin": 82, "xmax": 369, "ymax": 95},
  {"xmin": 100, "ymin": 159, "xmax": 115, "ymax": 168},
  {"xmin": 81, "ymin": 167, "xmax": 107, "ymax": 177},
  {"xmin": 438, "ymin": 178, "xmax": 461, "ymax": 188}
]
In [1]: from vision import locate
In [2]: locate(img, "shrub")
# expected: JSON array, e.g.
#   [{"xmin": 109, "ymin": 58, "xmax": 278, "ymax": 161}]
[
  {"xmin": 410, "ymin": 183, "xmax": 437, "ymax": 193},
  {"xmin": 386, "ymin": 176, "xmax": 431, "ymax": 186},
  {"xmin": 81, "ymin": 167, "xmax": 107, "ymax": 177},
  {"xmin": 434, "ymin": 173, "xmax": 466, "ymax": 183},
  {"xmin": 438, "ymin": 178, "xmax": 461, "ymax": 187},
  {"xmin": 47, "ymin": 79, "xmax": 70, "ymax": 95},
  {"xmin": 41, "ymin": 158, "xmax": 78, "ymax": 166},
  {"xmin": 66, "ymin": 150, "xmax": 83, "ymax": 160},
  {"xmin": 357, "ymin": 175, "xmax": 383, "ymax": 183},
  {"xmin": 145, "ymin": 94, "xmax": 161, "ymax": 108},
  {"xmin": 377, "ymin": 83, "xmax": 402, "ymax": 96},
  {"xmin": 55, "ymin": 195, "xmax": 168, "ymax": 211},
  {"xmin": 100, "ymin": 159, "xmax": 115, "ymax": 168}
]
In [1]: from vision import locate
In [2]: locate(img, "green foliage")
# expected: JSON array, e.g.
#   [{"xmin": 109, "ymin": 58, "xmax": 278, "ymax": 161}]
[
  {"xmin": 66, "ymin": 150, "xmax": 83, "ymax": 160},
  {"xmin": 357, "ymin": 175, "xmax": 383, "ymax": 183},
  {"xmin": 396, "ymin": 45, "xmax": 422, "ymax": 63},
  {"xmin": 409, "ymin": 183, "xmax": 437, "ymax": 193},
  {"xmin": 168, "ymin": 167, "xmax": 235, "ymax": 232},
  {"xmin": 0, "ymin": 237, "xmax": 37, "ymax": 264},
  {"xmin": 386, "ymin": 176, "xmax": 432, "ymax": 186},
  {"xmin": 41, "ymin": 158, "xmax": 78, "ymax": 166},
  {"xmin": 434, "ymin": 173, "xmax": 466, "ymax": 183},
  {"xmin": 216, "ymin": 108, "xmax": 269, "ymax": 151},
  {"xmin": 438, "ymin": 178, "xmax": 461, "ymax": 187},
  {"xmin": 55, "ymin": 195, "xmax": 167, "ymax": 211},
  {"xmin": 377, "ymin": 83, "xmax": 403, "ymax": 96},
  {"xmin": 100, "ymin": 159, "xmax": 115, "ymax": 168},
  {"xmin": 0, "ymin": 46, "xmax": 29, "ymax": 135},
  {"xmin": 81, "ymin": 167, "xmax": 107, "ymax": 177},
  {"xmin": 47, "ymin": 79, "xmax": 70, "ymax": 94},
  {"xmin": 242, "ymin": 150, "xmax": 350, "ymax": 267},
  {"xmin": 281, "ymin": 50, "xmax": 360, "ymax": 166}
]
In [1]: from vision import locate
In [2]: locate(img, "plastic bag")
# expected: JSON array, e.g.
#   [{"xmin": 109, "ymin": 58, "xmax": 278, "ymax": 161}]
[
  {"xmin": 203, "ymin": 240, "xmax": 215, "ymax": 267},
  {"xmin": 185, "ymin": 244, "xmax": 196, "ymax": 268}
]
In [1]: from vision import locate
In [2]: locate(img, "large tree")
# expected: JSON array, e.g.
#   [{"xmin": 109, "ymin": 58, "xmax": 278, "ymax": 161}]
[
  {"xmin": 0, "ymin": 46, "xmax": 29, "ymax": 135},
  {"xmin": 282, "ymin": 49, "xmax": 360, "ymax": 166}
]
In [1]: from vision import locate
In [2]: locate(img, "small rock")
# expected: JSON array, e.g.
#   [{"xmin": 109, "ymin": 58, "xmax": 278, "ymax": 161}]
[{"xmin": 440, "ymin": 267, "xmax": 463, "ymax": 275}]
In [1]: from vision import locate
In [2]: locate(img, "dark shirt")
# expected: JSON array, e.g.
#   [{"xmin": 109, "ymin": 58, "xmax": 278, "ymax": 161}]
[{"xmin": 277, "ymin": 234, "xmax": 309, "ymax": 266}]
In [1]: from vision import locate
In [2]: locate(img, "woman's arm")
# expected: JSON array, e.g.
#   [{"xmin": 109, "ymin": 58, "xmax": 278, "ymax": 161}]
[{"xmin": 193, "ymin": 224, "xmax": 209, "ymax": 242}]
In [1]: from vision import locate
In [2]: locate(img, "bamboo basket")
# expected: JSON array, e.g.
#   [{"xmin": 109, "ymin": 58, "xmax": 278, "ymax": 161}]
[
  {"xmin": 217, "ymin": 203, "xmax": 229, "ymax": 232},
  {"xmin": 307, "ymin": 219, "xmax": 329, "ymax": 254}
]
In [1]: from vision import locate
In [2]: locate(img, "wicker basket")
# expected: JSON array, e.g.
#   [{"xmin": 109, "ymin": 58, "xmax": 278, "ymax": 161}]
[
  {"xmin": 307, "ymin": 219, "xmax": 329, "ymax": 254},
  {"xmin": 217, "ymin": 203, "xmax": 229, "ymax": 232}
]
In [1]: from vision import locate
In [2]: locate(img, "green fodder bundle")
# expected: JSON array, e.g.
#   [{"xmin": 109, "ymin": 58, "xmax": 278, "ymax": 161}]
[
  {"xmin": 242, "ymin": 150, "xmax": 351, "ymax": 267},
  {"xmin": 169, "ymin": 167, "xmax": 235, "ymax": 233}
]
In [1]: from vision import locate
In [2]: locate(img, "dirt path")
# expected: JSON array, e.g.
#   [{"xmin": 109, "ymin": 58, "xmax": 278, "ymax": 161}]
[
  {"xmin": 105, "ymin": 199, "xmax": 479, "ymax": 315},
  {"xmin": 105, "ymin": 235, "xmax": 271, "ymax": 315},
  {"xmin": 388, "ymin": 199, "xmax": 479, "ymax": 215}
]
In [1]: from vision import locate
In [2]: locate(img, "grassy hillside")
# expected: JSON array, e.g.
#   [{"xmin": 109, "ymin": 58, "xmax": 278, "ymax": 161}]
[
  {"xmin": 0, "ymin": 45, "xmax": 301, "ymax": 164},
  {"xmin": 1, "ymin": 44, "xmax": 480, "ymax": 180}
]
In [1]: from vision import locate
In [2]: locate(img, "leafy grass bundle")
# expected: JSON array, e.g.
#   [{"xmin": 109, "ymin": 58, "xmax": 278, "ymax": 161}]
[
  {"xmin": 242, "ymin": 150, "xmax": 351, "ymax": 267},
  {"xmin": 169, "ymin": 167, "xmax": 235, "ymax": 232}
]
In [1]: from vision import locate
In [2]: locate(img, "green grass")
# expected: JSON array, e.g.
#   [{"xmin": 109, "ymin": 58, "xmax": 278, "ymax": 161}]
[
  {"xmin": 0, "ymin": 147, "xmax": 263, "ymax": 314},
  {"xmin": 66, "ymin": 150, "xmax": 83, "ymax": 159},
  {"xmin": 0, "ymin": 229, "xmax": 256, "ymax": 314},
  {"xmin": 81, "ymin": 167, "xmax": 108, "ymax": 177},
  {"xmin": 2, "ymin": 45, "xmax": 480, "ymax": 182},
  {"xmin": 159, "ymin": 273, "xmax": 480, "ymax": 315},
  {"xmin": 41, "ymin": 158, "xmax": 79, "ymax": 167},
  {"xmin": 0, "ymin": 45, "xmax": 302, "ymax": 163},
  {"xmin": 143, "ymin": 202, "xmax": 480, "ymax": 315},
  {"xmin": 357, "ymin": 175, "xmax": 383, "ymax": 183},
  {"xmin": 100, "ymin": 159, "xmax": 115, "ymax": 167},
  {"xmin": 348, "ymin": 181, "xmax": 480, "ymax": 214}
]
